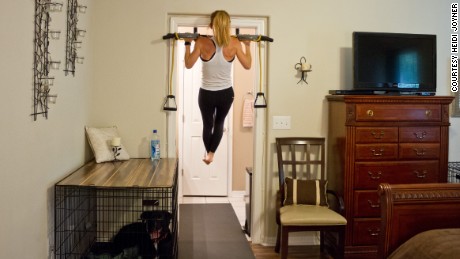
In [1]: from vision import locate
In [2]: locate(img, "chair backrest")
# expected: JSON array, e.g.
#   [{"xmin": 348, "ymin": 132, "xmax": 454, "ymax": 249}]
[{"xmin": 275, "ymin": 137, "xmax": 326, "ymax": 202}]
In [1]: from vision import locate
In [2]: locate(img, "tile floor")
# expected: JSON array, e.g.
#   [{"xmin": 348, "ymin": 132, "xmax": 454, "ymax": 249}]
[{"xmin": 179, "ymin": 196, "xmax": 247, "ymax": 233}]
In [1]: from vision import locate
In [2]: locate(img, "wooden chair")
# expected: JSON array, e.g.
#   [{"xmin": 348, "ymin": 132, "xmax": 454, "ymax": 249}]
[{"xmin": 275, "ymin": 137, "xmax": 346, "ymax": 259}]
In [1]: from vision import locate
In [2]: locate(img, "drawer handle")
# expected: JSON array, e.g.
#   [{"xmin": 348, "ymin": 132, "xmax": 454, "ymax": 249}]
[
  {"xmin": 368, "ymin": 171, "xmax": 382, "ymax": 180},
  {"xmin": 367, "ymin": 200, "xmax": 380, "ymax": 208},
  {"xmin": 371, "ymin": 148, "xmax": 384, "ymax": 156},
  {"xmin": 414, "ymin": 131, "xmax": 427, "ymax": 139},
  {"xmin": 367, "ymin": 227, "xmax": 380, "ymax": 236},
  {"xmin": 413, "ymin": 148, "xmax": 426, "ymax": 156},
  {"xmin": 425, "ymin": 110, "xmax": 432, "ymax": 117},
  {"xmin": 371, "ymin": 131, "xmax": 385, "ymax": 139},
  {"xmin": 367, "ymin": 110, "xmax": 374, "ymax": 117},
  {"xmin": 414, "ymin": 170, "xmax": 428, "ymax": 178}
]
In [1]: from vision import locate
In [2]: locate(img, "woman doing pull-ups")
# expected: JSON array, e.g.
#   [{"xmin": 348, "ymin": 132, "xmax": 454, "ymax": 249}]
[{"xmin": 184, "ymin": 10, "xmax": 252, "ymax": 165}]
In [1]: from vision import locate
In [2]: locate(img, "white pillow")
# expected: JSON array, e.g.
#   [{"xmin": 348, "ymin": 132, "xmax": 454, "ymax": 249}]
[{"xmin": 85, "ymin": 126, "xmax": 130, "ymax": 163}]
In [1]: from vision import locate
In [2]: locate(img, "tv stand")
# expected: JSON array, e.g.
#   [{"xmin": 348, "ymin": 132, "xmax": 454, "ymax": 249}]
[
  {"xmin": 329, "ymin": 89, "xmax": 436, "ymax": 96},
  {"xmin": 329, "ymin": 89, "xmax": 375, "ymax": 95}
]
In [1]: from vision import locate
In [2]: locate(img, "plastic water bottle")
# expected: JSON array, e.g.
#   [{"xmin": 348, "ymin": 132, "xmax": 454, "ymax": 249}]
[{"xmin": 150, "ymin": 129, "xmax": 160, "ymax": 161}]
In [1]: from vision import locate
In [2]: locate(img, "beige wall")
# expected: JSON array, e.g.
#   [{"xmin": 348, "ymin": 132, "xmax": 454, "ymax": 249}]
[
  {"xmin": 1, "ymin": 0, "xmax": 458, "ymax": 257},
  {"xmin": 0, "ymin": 1, "xmax": 94, "ymax": 258}
]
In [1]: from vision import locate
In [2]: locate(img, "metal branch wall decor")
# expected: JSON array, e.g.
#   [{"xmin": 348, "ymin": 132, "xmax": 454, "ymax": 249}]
[
  {"xmin": 64, "ymin": 0, "xmax": 86, "ymax": 76},
  {"xmin": 32, "ymin": 0, "xmax": 63, "ymax": 120}
]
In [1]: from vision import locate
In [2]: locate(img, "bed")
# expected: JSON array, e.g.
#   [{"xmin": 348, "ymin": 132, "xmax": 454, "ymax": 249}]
[{"xmin": 378, "ymin": 183, "xmax": 460, "ymax": 259}]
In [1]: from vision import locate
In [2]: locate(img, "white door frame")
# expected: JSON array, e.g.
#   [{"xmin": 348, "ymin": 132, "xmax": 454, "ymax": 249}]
[{"xmin": 166, "ymin": 14, "xmax": 268, "ymax": 244}]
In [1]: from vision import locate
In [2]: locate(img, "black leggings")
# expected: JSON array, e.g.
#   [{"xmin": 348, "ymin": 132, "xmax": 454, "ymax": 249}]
[{"xmin": 198, "ymin": 87, "xmax": 234, "ymax": 153}]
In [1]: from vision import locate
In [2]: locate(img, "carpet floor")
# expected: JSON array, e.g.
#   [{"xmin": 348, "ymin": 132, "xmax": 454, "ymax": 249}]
[{"xmin": 178, "ymin": 203, "xmax": 255, "ymax": 259}]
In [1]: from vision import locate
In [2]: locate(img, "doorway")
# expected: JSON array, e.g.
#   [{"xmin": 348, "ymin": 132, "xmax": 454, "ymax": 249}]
[
  {"xmin": 167, "ymin": 14, "xmax": 268, "ymax": 242},
  {"xmin": 178, "ymin": 24, "xmax": 234, "ymax": 196},
  {"xmin": 177, "ymin": 25, "xmax": 257, "ymax": 197}
]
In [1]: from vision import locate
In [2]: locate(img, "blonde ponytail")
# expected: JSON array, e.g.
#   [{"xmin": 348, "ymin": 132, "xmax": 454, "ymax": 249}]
[{"xmin": 210, "ymin": 10, "xmax": 231, "ymax": 47}]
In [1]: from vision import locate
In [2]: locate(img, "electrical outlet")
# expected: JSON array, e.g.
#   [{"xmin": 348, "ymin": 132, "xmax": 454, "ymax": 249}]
[{"xmin": 273, "ymin": 116, "xmax": 291, "ymax": 130}]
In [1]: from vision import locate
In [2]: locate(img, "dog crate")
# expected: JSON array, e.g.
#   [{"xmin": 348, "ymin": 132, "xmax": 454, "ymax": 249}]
[
  {"xmin": 54, "ymin": 158, "xmax": 178, "ymax": 259},
  {"xmin": 449, "ymin": 162, "xmax": 460, "ymax": 183}
]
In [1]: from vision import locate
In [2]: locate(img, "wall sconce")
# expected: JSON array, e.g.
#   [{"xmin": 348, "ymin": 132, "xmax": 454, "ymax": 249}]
[
  {"xmin": 38, "ymin": 79, "xmax": 58, "ymax": 105},
  {"xmin": 78, "ymin": 5, "xmax": 87, "ymax": 13},
  {"xmin": 47, "ymin": 2, "xmax": 63, "ymax": 12},
  {"xmin": 65, "ymin": 0, "xmax": 87, "ymax": 76},
  {"xmin": 294, "ymin": 56, "xmax": 312, "ymax": 85},
  {"xmin": 32, "ymin": 0, "xmax": 62, "ymax": 121},
  {"xmin": 40, "ymin": 77, "xmax": 55, "ymax": 87},
  {"xmin": 50, "ymin": 30, "xmax": 61, "ymax": 40},
  {"xmin": 49, "ymin": 60, "xmax": 61, "ymax": 70},
  {"xmin": 77, "ymin": 29, "xmax": 86, "ymax": 37},
  {"xmin": 47, "ymin": 94, "xmax": 58, "ymax": 104}
]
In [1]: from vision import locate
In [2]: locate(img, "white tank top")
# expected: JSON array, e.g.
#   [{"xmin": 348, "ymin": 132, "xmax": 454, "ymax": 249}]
[{"xmin": 201, "ymin": 38, "xmax": 234, "ymax": 91}]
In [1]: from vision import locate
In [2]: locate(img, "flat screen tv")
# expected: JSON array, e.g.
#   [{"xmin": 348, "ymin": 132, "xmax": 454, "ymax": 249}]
[{"xmin": 353, "ymin": 32, "xmax": 437, "ymax": 95}]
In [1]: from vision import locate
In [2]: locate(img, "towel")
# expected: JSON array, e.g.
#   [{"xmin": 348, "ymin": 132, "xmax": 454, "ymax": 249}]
[{"xmin": 242, "ymin": 99, "xmax": 254, "ymax": 128}]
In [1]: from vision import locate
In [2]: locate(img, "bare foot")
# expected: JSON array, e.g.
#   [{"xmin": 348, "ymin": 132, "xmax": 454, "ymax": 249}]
[{"xmin": 203, "ymin": 152, "xmax": 214, "ymax": 165}]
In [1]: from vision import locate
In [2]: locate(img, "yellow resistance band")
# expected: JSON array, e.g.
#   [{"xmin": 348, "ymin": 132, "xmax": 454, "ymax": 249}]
[
  {"xmin": 258, "ymin": 40, "xmax": 263, "ymax": 93},
  {"xmin": 168, "ymin": 38, "xmax": 176, "ymax": 96}
]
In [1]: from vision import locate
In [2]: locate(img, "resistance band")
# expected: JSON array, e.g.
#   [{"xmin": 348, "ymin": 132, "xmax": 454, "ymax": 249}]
[
  {"xmin": 254, "ymin": 38, "xmax": 267, "ymax": 108},
  {"xmin": 162, "ymin": 36, "xmax": 178, "ymax": 111}
]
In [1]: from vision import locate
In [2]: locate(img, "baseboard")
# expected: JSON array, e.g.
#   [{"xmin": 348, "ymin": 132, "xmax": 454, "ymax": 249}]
[
  {"xmin": 230, "ymin": 191, "xmax": 246, "ymax": 198},
  {"xmin": 263, "ymin": 232, "xmax": 320, "ymax": 246}
]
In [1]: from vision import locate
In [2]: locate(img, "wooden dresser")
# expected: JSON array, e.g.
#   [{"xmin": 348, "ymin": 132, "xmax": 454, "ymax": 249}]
[{"xmin": 326, "ymin": 95, "xmax": 454, "ymax": 258}]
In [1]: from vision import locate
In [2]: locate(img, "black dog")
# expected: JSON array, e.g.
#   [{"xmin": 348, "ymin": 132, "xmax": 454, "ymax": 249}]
[
  {"xmin": 111, "ymin": 210, "xmax": 173, "ymax": 259},
  {"xmin": 141, "ymin": 211, "xmax": 173, "ymax": 259},
  {"xmin": 112, "ymin": 222, "xmax": 154, "ymax": 259}
]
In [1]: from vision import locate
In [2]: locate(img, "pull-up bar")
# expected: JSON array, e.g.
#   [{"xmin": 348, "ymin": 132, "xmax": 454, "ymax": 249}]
[{"xmin": 162, "ymin": 32, "xmax": 274, "ymax": 43}]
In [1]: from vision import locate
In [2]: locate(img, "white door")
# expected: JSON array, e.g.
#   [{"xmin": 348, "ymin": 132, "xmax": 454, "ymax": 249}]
[{"xmin": 179, "ymin": 25, "xmax": 231, "ymax": 196}]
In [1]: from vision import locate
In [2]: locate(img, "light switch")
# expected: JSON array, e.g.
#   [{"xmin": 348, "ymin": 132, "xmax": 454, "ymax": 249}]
[{"xmin": 273, "ymin": 116, "xmax": 291, "ymax": 130}]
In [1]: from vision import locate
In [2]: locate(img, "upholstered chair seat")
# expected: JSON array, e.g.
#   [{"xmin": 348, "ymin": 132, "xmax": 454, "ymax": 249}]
[{"xmin": 280, "ymin": 205, "xmax": 347, "ymax": 226}]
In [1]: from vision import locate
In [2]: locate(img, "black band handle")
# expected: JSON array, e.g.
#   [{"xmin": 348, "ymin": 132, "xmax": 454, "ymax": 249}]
[
  {"xmin": 162, "ymin": 33, "xmax": 200, "ymax": 40},
  {"xmin": 236, "ymin": 34, "xmax": 274, "ymax": 42}
]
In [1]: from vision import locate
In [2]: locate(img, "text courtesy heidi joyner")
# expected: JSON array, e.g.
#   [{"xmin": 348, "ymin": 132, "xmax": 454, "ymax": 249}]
[{"xmin": 452, "ymin": 3, "xmax": 458, "ymax": 92}]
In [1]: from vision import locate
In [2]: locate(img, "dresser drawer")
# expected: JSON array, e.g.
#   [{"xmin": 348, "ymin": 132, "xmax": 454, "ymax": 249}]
[
  {"xmin": 353, "ymin": 190, "xmax": 380, "ymax": 217},
  {"xmin": 399, "ymin": 127, "xmax": 440, "ymax": 142},
  {"xmin": 399, "ymin": 143, "xmax": 440, "ymax": 159},
  {"xmin": 354, "ymin": 161, "xmax": 439, "ymax": 189},
  {"xmin": 355, "ymin": 144, "xmax": 398, "ymax": 160},
  {"xmin": 355, "ymin": 104, "xmax": 441, "ymax": 122},
  {"xmin": 353, "ymin": 218, "xmax": 380, "ymax": 246},
  {"xmin": 355, "ymin": 127, "xmax": 398, "ymax": 143}
]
